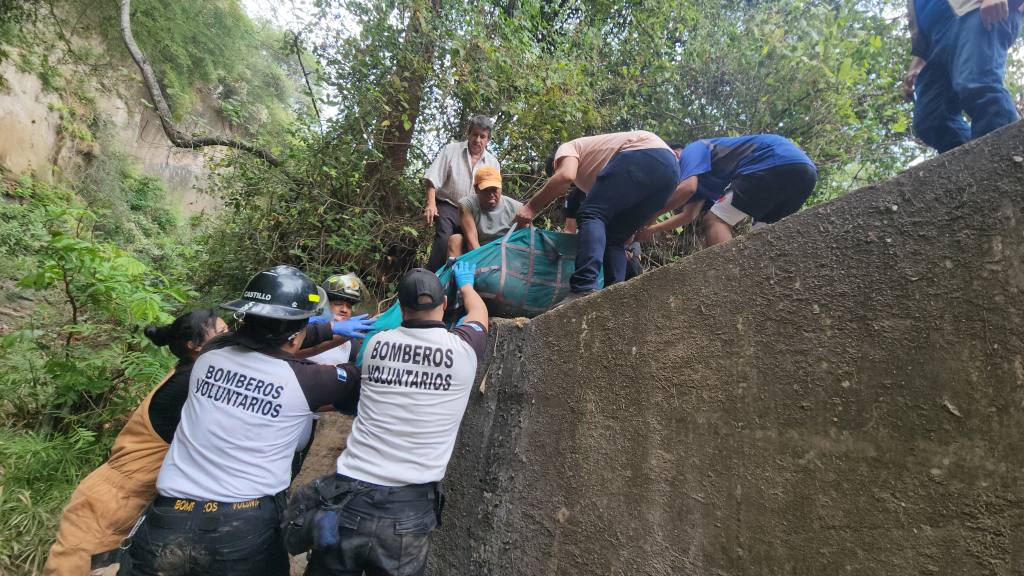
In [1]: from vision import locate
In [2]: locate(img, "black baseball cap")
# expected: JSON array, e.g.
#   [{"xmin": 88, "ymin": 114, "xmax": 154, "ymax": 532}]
[{"xmin": 397, "ymin": 268, "xmax": 445, "ymax": 310}]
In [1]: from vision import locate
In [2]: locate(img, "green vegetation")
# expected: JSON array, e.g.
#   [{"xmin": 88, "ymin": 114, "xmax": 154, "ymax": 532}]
[
  {"xmin": 87, "ymin": 0, "xmax": 312, "ymax": 147},
  {"xmin": 0, "ymin": 168, "xmax": 194, "ymax": 574}
]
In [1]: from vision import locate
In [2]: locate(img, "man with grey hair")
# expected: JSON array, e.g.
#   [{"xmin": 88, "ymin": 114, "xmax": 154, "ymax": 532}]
[{"xmin": 423, "ymin": 115, "xmax": 500, "ymax": 271}]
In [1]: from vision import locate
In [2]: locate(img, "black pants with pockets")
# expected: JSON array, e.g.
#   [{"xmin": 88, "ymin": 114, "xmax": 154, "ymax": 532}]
[
  {"xmin": 119, "ymin": 495, "xmax": 288, "ymax": 576},
  {"xmin": 306, "ymin": 475, "xmax": 438, "ymax": 576},
  {"xmin": 728, "ymin": 162, "xmax": 818, "ymax": 224},
  {"xmin": 426, "ymin": 201, "xmax": 461, "ymax": 272}
]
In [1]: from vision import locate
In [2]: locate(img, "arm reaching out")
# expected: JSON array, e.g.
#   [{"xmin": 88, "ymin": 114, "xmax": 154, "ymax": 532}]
[
  {"xmin": 663, "ymin": 176, "xmax": 698, "ymax": 213},
  {"xmin": 635, "ymin": 176, "xmax": 699, "ymax": 241},
  {"xmin": 453, "ymin": 260, "xmax": 488, "ymax": 330},
  {"xmin": 460, "ymin": 205, "xmax": 481, "ymax": 251},
  {"xmin": 514, "ymin": 156, "xmax": 578, "ymax": 227}
]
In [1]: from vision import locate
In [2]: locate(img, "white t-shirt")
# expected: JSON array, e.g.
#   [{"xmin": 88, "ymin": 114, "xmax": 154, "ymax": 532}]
[
  {"xmin": 158, "ymin": 343, "xmax": 358, "ymax": 501},
  {"xmin": 307, "ymin": 341, "xmax": 352, "ymax": 365},
  {"xmin": 337, "ymin": 320, "xmax": 487, "ymax": 486},
  {"xmin": 423, "ymin": 141, "xmax": 500, "ymax": 206}
]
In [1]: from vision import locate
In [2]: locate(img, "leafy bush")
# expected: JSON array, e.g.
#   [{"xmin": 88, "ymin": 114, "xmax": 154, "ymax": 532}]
[
  {"xmin": 0, "ymin": 172, "xmax": 194, "ymax": 575},
  {"xmin": 0, "ymin": 426, "xmax": 106, "ymax": 575}
]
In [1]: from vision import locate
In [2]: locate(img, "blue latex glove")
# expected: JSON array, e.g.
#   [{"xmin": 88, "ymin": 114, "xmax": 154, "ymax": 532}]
[
  {"xmin": 307, "ymin": 315, "xmax": 330, "ymax": 325},
  {"xmin": 453, "ymin": 260, "xmax": 475, "ymax": 289},
  {"xmin": 331, "ymin": 314, "xmax": 375, "ymax": 339}
]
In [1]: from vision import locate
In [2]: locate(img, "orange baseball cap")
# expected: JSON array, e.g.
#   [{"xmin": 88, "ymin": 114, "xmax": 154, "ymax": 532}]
[{"xmin": 474, "ymin": 166, "xmax": 502, "ymax": 190}]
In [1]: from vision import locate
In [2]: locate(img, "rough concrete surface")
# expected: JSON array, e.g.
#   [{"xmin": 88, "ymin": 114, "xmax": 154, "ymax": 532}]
[{"xmin": 429, "ymin": 122, "xmax": 1024, "ymax": 575}]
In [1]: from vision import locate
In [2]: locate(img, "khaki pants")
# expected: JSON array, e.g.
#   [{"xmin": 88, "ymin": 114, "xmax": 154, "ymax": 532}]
[{"xmin": 44, "ymin": 464, "xmax": 154, "ymax": 576}]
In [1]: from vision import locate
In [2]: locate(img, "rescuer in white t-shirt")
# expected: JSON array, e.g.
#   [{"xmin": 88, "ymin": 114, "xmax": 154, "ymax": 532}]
[
  {"xmin": 291, "ymin": 273, "xmax": 367, "ymax": 478},
  {"xmin": 120, "ymin": 265, "xmax": 375, "ymax": 576},
  {"xmin": 294, "ymin": 261, "xmax": 488, "ymax": 576}
]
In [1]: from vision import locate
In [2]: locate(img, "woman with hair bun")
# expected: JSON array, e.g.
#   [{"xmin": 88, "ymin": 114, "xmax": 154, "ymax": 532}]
[{"xmin": 44, "ymin": 309, "xmax": 227, "ymax": 576}]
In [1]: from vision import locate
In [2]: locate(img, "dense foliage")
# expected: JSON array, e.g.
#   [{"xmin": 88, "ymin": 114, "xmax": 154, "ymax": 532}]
[
  {"xmin": 200, "ymin": 0, "xmax": 925, "ymax": 303},
  {"xmin": 0, "ymin": 168, "xmax": 195, "ymax": 573}
]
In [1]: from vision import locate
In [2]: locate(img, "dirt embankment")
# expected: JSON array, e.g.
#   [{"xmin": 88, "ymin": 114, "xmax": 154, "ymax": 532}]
[{"xmin": 0, "ymin": 50, "xmax": 223, "ymax": 214}]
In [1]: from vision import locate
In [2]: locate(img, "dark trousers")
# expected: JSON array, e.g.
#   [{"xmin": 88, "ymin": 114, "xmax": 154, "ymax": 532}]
[
  {"xmin": 120, "ymin": 495, "xmax": 287, "ymax": 576},
  {"xmin": 729, "ymin": 162, "xmax": 818, "ymax": 224},
  {"xmin": 573, "ymin": 148, "xmax": 679, "ymax": 291},
  {"xmin": 306, "ymin": 475, "xmax": 438, "ymax": 576},
  {"xmin": 426, "ymin": 201, "xmax": 461, "ymax": 272},
  {"xmin": 913, "ymin": 6, "xmax": 1022, "ymax": 153}
]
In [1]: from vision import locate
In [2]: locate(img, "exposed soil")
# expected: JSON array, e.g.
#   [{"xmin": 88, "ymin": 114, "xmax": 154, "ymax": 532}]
[{"xmin": 287, "ymin": 412, "xmax": 354, "ymax": 576}]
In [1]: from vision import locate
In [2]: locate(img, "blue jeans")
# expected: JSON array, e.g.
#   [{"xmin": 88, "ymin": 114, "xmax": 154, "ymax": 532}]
[
  {"xmin": 913, "ymin": 6, "xmax": 1022, "ymax": 152},
  {"xmin": 305, "ymin": 476, "xmax": 439, "ymax": 576},
  {"xmin": 572, "ymin": 148, "xmax": 679, "ymax": 292}
]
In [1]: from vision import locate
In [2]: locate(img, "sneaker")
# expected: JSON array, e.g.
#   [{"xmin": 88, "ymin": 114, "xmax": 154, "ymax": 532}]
[{"xmin": 553, "ymin": 290, "xmax": 596, "ymax": 309}]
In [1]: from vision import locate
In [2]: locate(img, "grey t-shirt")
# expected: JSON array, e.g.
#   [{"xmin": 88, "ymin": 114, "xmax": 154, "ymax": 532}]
[{"xmin": 459, "ymin": 195, "xmax": 524, "ymax": 244}]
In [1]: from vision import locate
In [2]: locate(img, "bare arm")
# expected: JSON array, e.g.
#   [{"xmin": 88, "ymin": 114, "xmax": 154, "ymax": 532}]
[
  {"xmin": 424, "ymin": 181, "xmax": 439, "ymax": 224},
  {"xmin": 663, "ymin": 176, "xmax": 698, "ymax": 213},
  {"xmin": 513, "ymin": 156, "xmax": 579, "ymax": 226},
  {"xmin": 636, "ymin": 201, "xmax": 703, "ymax": 242},
  {"xmin": 635, "ymin": 176, "xmax": 698, "ymax": 238},
  {"xmin": 460, "ymin": 205, "xmax": 481, "ymax": 250},
  {"xmin": 903, "ymin": 57, "xmax": 926, "ymax": 102}
]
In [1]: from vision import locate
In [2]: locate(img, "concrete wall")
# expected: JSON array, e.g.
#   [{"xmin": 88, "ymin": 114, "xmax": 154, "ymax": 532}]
[{"xmin": 430, "ymin": 122, "xmax": 1024, "ymax": 575}]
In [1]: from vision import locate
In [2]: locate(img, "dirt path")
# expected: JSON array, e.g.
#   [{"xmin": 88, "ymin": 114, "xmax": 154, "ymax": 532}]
[{"xmin": 288, "ymin": 412, "xmax": 354, "ymax": 575}]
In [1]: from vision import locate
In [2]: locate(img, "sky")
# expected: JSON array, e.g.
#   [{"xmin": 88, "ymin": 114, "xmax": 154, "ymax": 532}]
[{"xmin": 240, "ymin": 0, "xmax": 318, "ymax": 32}]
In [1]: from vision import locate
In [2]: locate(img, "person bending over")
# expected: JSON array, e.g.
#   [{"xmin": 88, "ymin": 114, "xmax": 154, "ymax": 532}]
[
  {"xmin": 44, "ymin": 310, "xmax": 227, "ymax": 576},
  {"xmin": 638, "ymin": 134, "xmax": 817, "ymax": 246},
  {"xmin": 513, "ymin": 131, "xmax": 679, "ymax": 305}
]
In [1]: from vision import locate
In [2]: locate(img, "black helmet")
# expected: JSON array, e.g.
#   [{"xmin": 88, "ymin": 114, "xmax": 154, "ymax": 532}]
[
  {"xmin": 322, "ymin": 273, "xmax": 362, "ymax": 303},
  {"xmin": 222, "ymin": 265, "xmax": 321, "ymax": 320}
]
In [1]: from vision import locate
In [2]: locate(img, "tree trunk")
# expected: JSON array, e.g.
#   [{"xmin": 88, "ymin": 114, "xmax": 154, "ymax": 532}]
[
  {"xmin": 119, "ymin": 0, "xmax": 282, "ymax": 167},
  {"xmin": 363, "ymin": 0, "xmax": 439, "ymax": 212}
]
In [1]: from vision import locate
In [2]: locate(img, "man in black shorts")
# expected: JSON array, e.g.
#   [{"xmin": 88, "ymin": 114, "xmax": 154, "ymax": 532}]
[{"xmin": 637, "ymin": 134, "xmax": 817, "ymax": 245}]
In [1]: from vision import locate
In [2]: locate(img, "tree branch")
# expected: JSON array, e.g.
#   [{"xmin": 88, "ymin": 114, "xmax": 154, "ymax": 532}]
[{"xmin": 119, "ymin": 0, "xmax": 282, "ymax": 167}]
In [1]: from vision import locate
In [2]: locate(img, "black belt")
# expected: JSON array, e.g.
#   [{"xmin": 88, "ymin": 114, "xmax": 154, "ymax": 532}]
[
  {"xmin": 153, "ymin": 494, "xmax": 277, "ymax": 513},
  {"xmin": 150, "ymin": 494, "xmax": 281, "ymax": 531},
  {"xmin": 332, "ymin": 474, "xmax": 437, "ymax": 500}
]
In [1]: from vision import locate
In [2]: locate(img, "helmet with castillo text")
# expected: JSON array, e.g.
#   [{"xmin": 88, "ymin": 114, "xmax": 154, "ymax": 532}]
[{"xmin": 221, "ymin": 265, "xmax": 320, "ymax": 320}]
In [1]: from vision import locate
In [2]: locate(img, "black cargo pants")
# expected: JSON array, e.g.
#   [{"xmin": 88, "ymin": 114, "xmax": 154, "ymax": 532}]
[
  {"xmin": 305, "ymin": 474, "xmax": 440, "ymax": 576},
  {"xmin": 119, "ymin": 494, "xmax": 288, "ymax": 576}
]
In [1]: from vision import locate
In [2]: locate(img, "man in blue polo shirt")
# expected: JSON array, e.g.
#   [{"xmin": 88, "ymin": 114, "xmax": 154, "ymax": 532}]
[
  {"xmin": 636, "ymin": 134, "xmax": 817, "ymax": 246},
  {"xmin": 903, "ymin": 0, "xmax": 1022, "ymax": 153}
]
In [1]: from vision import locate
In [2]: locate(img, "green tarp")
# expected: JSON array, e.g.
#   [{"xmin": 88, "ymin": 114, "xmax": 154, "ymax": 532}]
[{"xmin": 356, "ymin": 226, "xmax": 597, "ymax": 365}]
